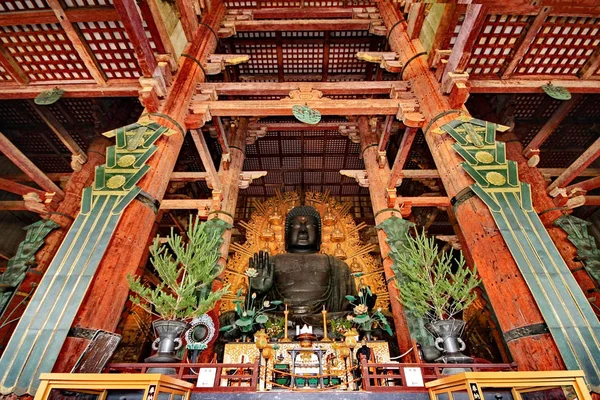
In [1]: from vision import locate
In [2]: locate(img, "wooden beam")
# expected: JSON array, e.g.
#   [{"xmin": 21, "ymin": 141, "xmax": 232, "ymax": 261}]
[
  {"xmin": 170, "ymin": 172, "xmax": 208, "ymax": 181},
  {"xmin": 190, "ymin": 130, "xmax": 222, "ymax": 192},
  {"xmin": 406, "ymin": 1, "xmax": 426, "ymax": 40},
  {"xmin": 46, "ymin": 0, "xmax": 106, "ymax": 85},
  {"xmin": 200, "ymin": 81, "xmax": 405, "ymax": 96},
  {"xmin": 190, "ymin": 98, "xmax": 410, "ymax": 119},
  {"xmin": 0, "ymin": 81, "xmax": 140, "ymax": 99},
  {"xmin": 378, "ymin": 116, "xmax": 394, "ymax": 153},
  {"xmin": 28, "ymin": 101, "xmax": 88, "ymax": 167},
  {"xmin": 248, "ymin": 122, "xmax": 352, "ymax": 131},
  {"xmin": 539, "ymin": 168, "xmax": 600, "ymax": 178},
  {"xmin": 523, "ymin": 94, "xmax": 582, "ymax": 157},
  {"xmin": 139, "ymin": 0, "xmax": 173, "ymax": 56},
  {"xmin": 0, "ymin": 177, "xmax": 46, "ymax": 198},
  {"xmin": 234, "ymin": 19, "xmax": 372, "ymax": 32},
  {"xmin": 0, "ymin": 8, "xmax": 119, "ymax": 27},
  {"xmin": 387, "ymin": 127, "xmax": 418, "ymax": 189},
  {"xmin": 0, "ymin": 201, "xmax": 26, "ymax": 211},
  {"xmin": 175, "ymin": 0, "xmax": 198, "ymax": 40},
  {"xmin": 501, "ymin": 6, "xmax": 552, "ymax": 79},
  {"xmin": 0, "ymin": 46, "xmax": 28, "ymax": 85},
  {"xmin": 565, "ymin": 176, "xmax": 600, "ymax": 195},
  {"xmin": 585, "ymin": 196, "xmax": 600, "ymax": 206},
  {"xmin": 213, "ymin": 116, "xmax": 230, "ymax": 157},
  {"xmin": 442, "ymin": 3, "xmax": 486, "ymax": 89},
  {"xmin": 470, "ymin": 79, "xmax": 600, "ymax": 94},
  {"xmin": 548, "ymin": 137, "xmax": 600, "ymax": 193},
  {"xmin": 579, "ymin": 47, "xmax": 600, "ymax": 80},
  {"xmin": 398, "ymin": 196, "xmax": 450, "ymax": 207},
  {"xmin": 159, "ymin": 199, "xmax": 212, "ymax": 210},
  {"xmin": 252, "ymin": 7, "xmax": 355, "ymax": 19},
  {"xmin": 113, "ymin": 0, "xmax": 157, "ymax": 77},
  {"xmin": 0, "ymin": 131, "xmax": 64, "ymax": 199}
]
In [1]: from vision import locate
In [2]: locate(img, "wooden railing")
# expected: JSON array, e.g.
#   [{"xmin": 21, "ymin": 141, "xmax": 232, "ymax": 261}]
[
  {"xmin": 358, "ymin": 359, "xmax": 517, "ymax": 392},
  {"xmin": 104, "ymin": 361, "xmax": 260, "ymax": 392}
]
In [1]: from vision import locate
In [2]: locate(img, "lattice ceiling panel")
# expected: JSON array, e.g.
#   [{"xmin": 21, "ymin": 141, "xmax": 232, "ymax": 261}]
[
  {"xmin": 30, "ymin": 156, "xmax": 70, "ymax": 172},
  {"xmin": 0, "ymin": 0, "xmax": 47, "ymax": 11},
  {"xmin": 515, "ymin": 16, "xmax": 600, "ymax": 75},
  {"xmin": 538, "ymin": 151, "xmax": 580, "ymax": 168},
  {"xmin": 0, "ymin": 24, "xmax": 93, "ymax": 81},
  {"xmin": 78, "ymin": 21, "xmax": 142, "ymax": 79},
  {"xmin": 328, "ymin": 42, "xmax": 369, "ymax": 75},
  {"xmin": 235, "ymin": 43, "xmax": 278, "ymax": 75},
  {"xmin": 0, "ymin": 64, "xmax": 11, "ymax": 81},
  {"xmin": 283, "ymin": 43, "xmax": 323, "ymax": 74},
  {"xmin": 0, "ymin": 101, "xmax": 41, "ymax": 127},
  {"xmin": 449, "ymin": 13, "xmax": 466, "ymax": 47},
  {"xmin": 544, "ymin": 124, "xmax": 598, "ymax": 150},
  {"xmin": 467, "ymin": 14, "xmax": 530, "ymax": 76},
  {"xmin": 61, "ymin": 99, "xmax": 99, "ymax": 124}
]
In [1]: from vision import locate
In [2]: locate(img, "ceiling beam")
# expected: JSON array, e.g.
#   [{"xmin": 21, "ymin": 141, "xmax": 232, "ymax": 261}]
[
  {"xmin": 46, "ymin": 0, "xmax": 106, "ymax": 85},
  {"xmin": 0, "ymin": 46, "xmax": 28, "ymax": 85},
  {"xmin": 247, "ymin": 122, "xmax": 354, "ymax": 131},
  {"xmin": 0, "ymin": 131, "xmax": 64, "ymax": 199},
  {"xmin": 0, "ymin": 201, "xmax": 27, "ymax": 212},
  {"xmin": 585, "ymin": 196, "xmax": 600, "ymax": 207},
  {"xmin": 27, "ymin": 100, "xmax": 88, "ymax": 170},
  {"xmin": 175, "ymin": 0, "xmax": 198, "ymax": 40},
  {"xmin": 113, "ymin": 0, "xmax": 157, "ymax": 77},
  {"xmin": 190, "ymin": 130, "xmax": 222, "ymax": 192},
  {"xmin": 565, "ymin": 176, "xmax": 600, "ymax": 195},
  {"xmin": 548, "ymin": 136, "xmax": 600, "ymax": 193},
  {"xmin": 201, "ymin": 81, "xmax": 404, "ymax": 96},
  {"xmin": 233, "ymin": 19, "xmax": 372, "ymax": 32},
  {"xmin": 388, "ymin": 126, "xmax": 418, "ymax": 189},
  {"xmin": 501, "ymin": 6, "xmax": 552, "ymax": 79},
  {"xmin": 469, "ymin": 79, "xmax": 600, "ymax": 93},
  {"xmin": 406, "ymin": 1, "xmax": 426, "ymax": 40},
  {"xmin": 0, "ymin": 81, "xmax": 140, "ymax": 99},
  {"xmin": 212, "ymin": 117, "xmax": 230, "ymax": 166},
  {"xmin": 0, "ymin": 7, "xmax": 119, "ymax": 26},
  {"xmin": 160, "ymin": 199, "xmax": 212, "ymax": 210},
  {"xmin": 0, "ymin": 177, "xmax": 46, "ymax": 198},
  {"xmin": 378, "ymin": 116, "xmax": 394, "ymax": 154},
  {"xmin": 251, "ymin": 7, "xmax": 356, "ymax": 19}
]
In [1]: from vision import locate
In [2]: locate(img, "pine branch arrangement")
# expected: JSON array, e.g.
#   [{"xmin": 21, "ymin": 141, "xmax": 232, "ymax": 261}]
[
  {"xmin": 127, "ymin": 216, "xmax": 231, "ymax": 320},
  {"xmin": 392, "ymin": 229, "xmax": 481, "ymax": 321}
]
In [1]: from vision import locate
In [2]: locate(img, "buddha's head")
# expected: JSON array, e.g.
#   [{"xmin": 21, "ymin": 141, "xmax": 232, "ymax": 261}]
[{"xmin": 285, "ymin": 206, "xmax": 321, "ymax": 253}]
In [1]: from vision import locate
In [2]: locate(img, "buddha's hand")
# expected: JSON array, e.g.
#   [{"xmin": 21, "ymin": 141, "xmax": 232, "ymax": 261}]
[{"xmin": 248, "ymin": 250, "xmax": 274, "ymax": 294}]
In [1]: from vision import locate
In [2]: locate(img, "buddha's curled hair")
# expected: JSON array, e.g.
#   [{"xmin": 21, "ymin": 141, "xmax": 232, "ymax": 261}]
[{"xmin": 285, "ymin": 206, "xmax": 322, "ymax": 233}]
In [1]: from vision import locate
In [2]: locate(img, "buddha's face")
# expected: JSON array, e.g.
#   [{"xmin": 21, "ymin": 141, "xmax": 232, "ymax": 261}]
[{"xmin": 286, "ymin": 215, "xmax": 320, "ymax": 253}]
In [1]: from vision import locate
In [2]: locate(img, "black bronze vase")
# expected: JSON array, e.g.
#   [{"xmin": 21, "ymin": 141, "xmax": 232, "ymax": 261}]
[
  {"xmin": 427, "ymin": 319, "xmax": 473, "ymax": 364},
  {"xmin": 146, "ymin": 320, "xmax": 190, "ymax": 372}
]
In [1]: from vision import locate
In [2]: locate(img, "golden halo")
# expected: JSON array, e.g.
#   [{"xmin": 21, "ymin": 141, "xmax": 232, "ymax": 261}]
[
  {"xmin": 117, "ymin": 154, "xmax": 136, "ymax": 167},
  {"xmin": 486, "ymin": 172, "xmax": 506, "ymax": 186},
  {"xmin": 475, "ymin": 151, "xmax": 494, "ymax": 164},
  {"xmin": 106, "ymin": 175, "xmax": 126, "ymax": 189}
]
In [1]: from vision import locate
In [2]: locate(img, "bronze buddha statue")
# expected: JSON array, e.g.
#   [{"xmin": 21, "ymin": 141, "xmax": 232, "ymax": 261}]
[{"xmin": 249, "ymin": 206, "xmax": 357, "ymax": 316}]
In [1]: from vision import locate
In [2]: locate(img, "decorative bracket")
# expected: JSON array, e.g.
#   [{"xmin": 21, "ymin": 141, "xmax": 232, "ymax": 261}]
[
  {"xmin": 356, "ymin": 52, "xmax": 403, "ymax": 73},
  {"xmin": 239, "ymin": 171, "xmax": 267, "ymax": 189},
  {"xmin": 247, "ymin": 126, "xmax": 267, "ymax": 145},
  {"xmin": 442, "ymin": 71, "xmax": 471, "ymax": 109},
  {"xmin": 340, "ymin": 170, "xmax": 369, "ymax": 187},
  {"xmin": 218, "ymin": 9, "xmax": 252, "ymax": 38},
  {"xmin": 352, "ymin": 7, "xmax": 386, "ymax": 36},
  {"xmin": 204, "ymin": 54, "xmax": 250, "ymax": 75},
  {"xmin": 287, "ymin": 84, "xmax": 324, "ymax": 101},
  {"xmin": 339, "ymin": 125, "xmax": 361, "ymax": 144}
]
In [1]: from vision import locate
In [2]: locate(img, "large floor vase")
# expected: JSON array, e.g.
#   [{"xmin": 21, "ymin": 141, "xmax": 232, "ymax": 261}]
[
  {"xmin": 427, "ymin": 319, "xmax": 473, "ymax": 364},
  {"xmin": 145, "ymin": 320, "xmax": 190, "ymax": 373}
]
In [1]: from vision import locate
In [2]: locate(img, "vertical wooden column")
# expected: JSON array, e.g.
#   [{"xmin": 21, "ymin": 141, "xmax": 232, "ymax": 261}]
[
  {"xmin": 52, "ymin": 2, "xmax": 225, "ymax": 373},
  {"xmin": 504, "ymin": 138, "xmax": 600, "ymax": 312},
  {"xmin": 378, "ymin": 0, "xmax": 565, "ymax": 371},
  {"xmin": 0, "ymin": 137, "xmax": 110, "ymax": 354},
  {"xmin": 358, "ymin": 116, "xmax": 414, "ymax": 358}
]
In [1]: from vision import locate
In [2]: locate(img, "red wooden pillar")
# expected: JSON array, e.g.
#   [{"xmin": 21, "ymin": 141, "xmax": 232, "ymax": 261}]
[
  {"xmin": 379, "ymin": 0, "xmax": 565, "ymax": 371},
  {"xmin": 358, "ymin": 116, "xmax": 415, "ymax": 359},
  {"xmin": 53, "ymin": 2, "xmax": 226, "ymax": 372}
]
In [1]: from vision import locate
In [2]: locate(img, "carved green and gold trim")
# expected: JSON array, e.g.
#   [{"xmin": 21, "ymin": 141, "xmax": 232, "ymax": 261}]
[
  {"xmin": 0, "ymin": 119, "xmax": 175, "ymax": 396},
  {"xmin": 439, "ymin": 116, "xmax": 600, "ymax": 391}
]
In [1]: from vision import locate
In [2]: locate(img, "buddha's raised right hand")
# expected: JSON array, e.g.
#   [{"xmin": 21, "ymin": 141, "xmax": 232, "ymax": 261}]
[{"xmin": 248, "ymin": 250, "xmax": 274, "ymax": 294}]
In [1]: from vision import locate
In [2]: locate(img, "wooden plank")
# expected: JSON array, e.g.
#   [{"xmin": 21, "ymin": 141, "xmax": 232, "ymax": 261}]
[
  {"xmin": 71, "ymin": 331, "xmax": 121, "ymax": 373},
  {"xmin": 585, "ymin": 196, "xmax": 600, "ymax": 206},
  {"xmin": 28, "ymin": 101, "xmax": 87, "ymax": 163},
  {"xmin": 0, "ymin": 82, "xmax": 140, "ymax": 100},
  {"xmin": 113, "ymin": 0, "xmax": 157, "ymax": 77},
  {"xmin": 548, "ymin": 137, "xmax": 600, "ymax": 193},
  {"xmin": 190, "ymin": 130, "xmax": 222, "ymax": 192},
  {"xmin": 248, "ymin": 122, "xmax": 351, "ymax": 131},
  {"xmin": 470, "ymin": 79, "xmax": 600, "ymax": 94},
  {"xmin": 140, "ymin": 0, "xmax": 174, "ymax": 57},
  {"xmin": 0, "ymin": 177, "xmax": 46, "ymax": 198},
  {"xmin": 540, "ymin": 168, "xmax": 600, "ymax": 178},
  {"xmin": 0, "ymin": 132, "xmax": 64, "ymax": 199},
  {"xmin": 170, "ymin": 172, "xmax": 208, "ymax": 181},
  {"xmin": 0, "ymin": 8, "xmax": 119, "ymax": 27},
  {"xmin": 0, "ymin": 46, "xmax": 28, "ymax": 85},
  {"xmin": 523, "ymin": 94, "xmax": 582, "ymax": 156},
  {"xmin": 234, "ymin": 19, "xmax": 372, "ymax": 32},
  {"xmin": 159, "ymin": 199, "xmax": 212, "ymax": 210},
  {"xmin": 175, "ymin": 0, "xmax": 198, "ymax": 40},
  {"xmin": 398, "ymin": 196, "xmax": 450, "ymax": 207},
  {"xmin": 46, "ymin": 0, "xmax": 106, "ymax": 85},
  {"xmin": 501, "ymin": 6, "xmax": 552, "ymax": 79},
  {"xmin": 201, "ymin": 81, "xmax": 403, "ymax": 96},
  {"xmin": 378, "ymin": 116, "xmax": 394, "ymax": 153},
  {"xmin": 213, "ymin": 117, "xmax": 230, "ymax": 155},
  {"xmin": 387, "ymin": 127, "xmax": 418, "ymax": 189}
]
